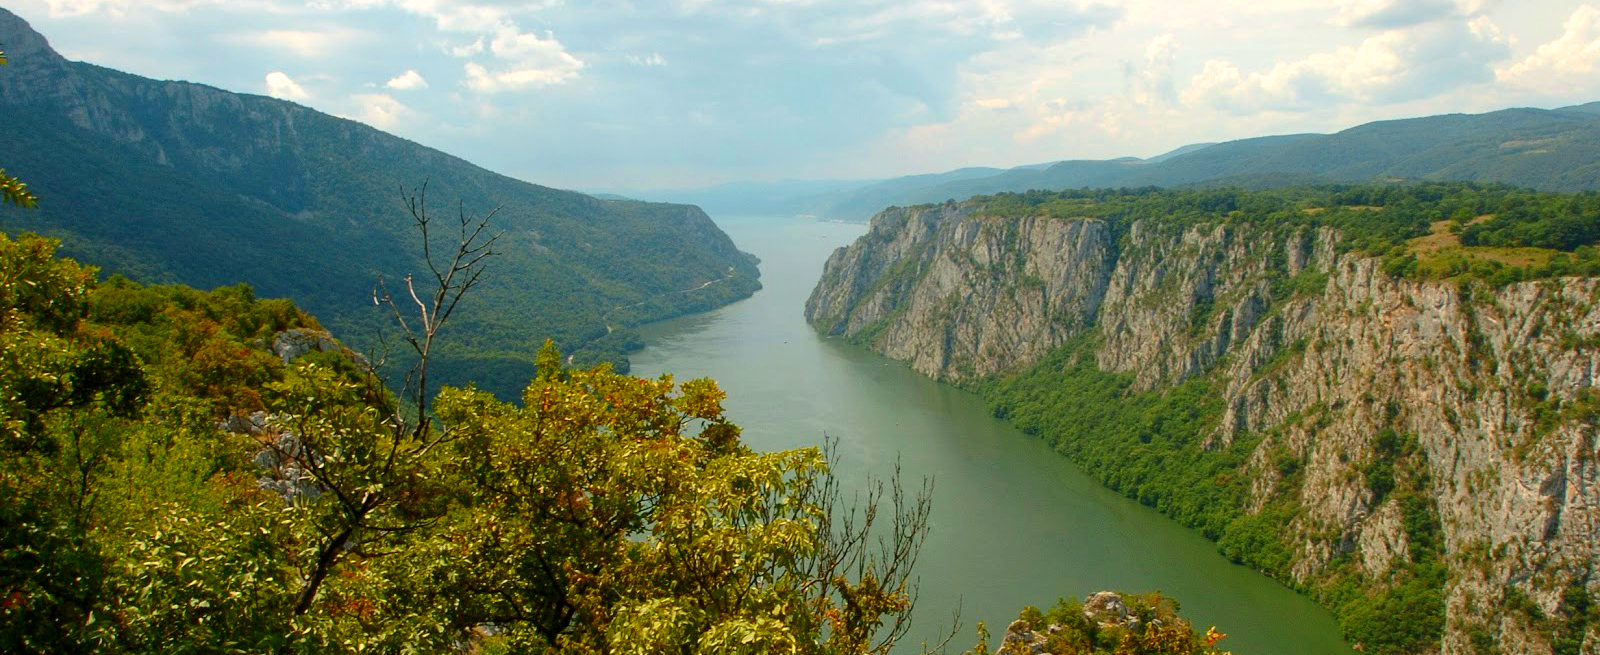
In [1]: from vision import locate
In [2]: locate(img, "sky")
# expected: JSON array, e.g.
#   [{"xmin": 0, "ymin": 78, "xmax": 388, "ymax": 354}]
[{"xmin": 8, "ymin": 0, "xmax": 1600, "ymax": 190}]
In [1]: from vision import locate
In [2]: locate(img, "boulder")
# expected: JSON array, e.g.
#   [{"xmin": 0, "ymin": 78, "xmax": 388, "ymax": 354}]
[
  {"xmin": 271, "ymin": 328, "xmax": 339, "ymax": 363},
  {"xmin": 218, "ymin": 410, "xmax": 271, "ymax": 436},
  {"xmin": 999, "ymin": 619, "xmax": 1049, "ymax": 654},
  {"xmin": 1082, "ymin": 591, "xmax": 1129, "ymax": 626},
  {"xmin": 253, "ymin": 433, "xmax": 323, "ymax": 503}
]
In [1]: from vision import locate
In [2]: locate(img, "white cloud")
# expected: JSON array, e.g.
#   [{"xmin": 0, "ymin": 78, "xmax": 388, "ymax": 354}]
[
  {"xmin": 1499, "ymin": 4, "xmax": 1600, "ymax": 85},
  {"xmin": 309, "ymin": 0, "xmax": 560, "ymax": 33},
  {"xmin": 297, "ymin": 2, "xmax": 586, "ymax": 93},
  {"xmin": 1128, "ymin": 33, "xmax": 1177, "ymax": 108},
  {"xmin": 463, "ymin": 59, "xmax": 579, "ymax": 92},
  {"xmin": 37, "ymin": 0, "xmax": 303, "ymax": 17},
  {"xmin": 1335, "ymin": 0, "xmax": 1491, "ymax": 28},
  {"xmin": 264, "ymin": 70, "xmax": 310, "ymax": 100},
  {"xmin": 461, "ymin": 25, "xmax": 584, "ymax": 92},
  {"xmin": 386, "ymin": 69, "xmax": 429, "ymax": 90},
  {"xmin": 1182, "ymin": 17, "xmax": 1511, "ymax": 113},
  {"xmin": 627, "ymin": 52, "xmax": 668, "ymax": 66},
  {"xmin": 449, "ymin": 38, "xmax": 486, "ymax": 57},
  {"xmin": 227, "ymin": 27, "xmax": 373, "ymax": 58},
  {"xmin": 666, "ymin": 0, "xmax": 1119, "ymax": 48},
  {"xmin": 346, "ymin": 92, "xmax": 412, "ymax": 128}
]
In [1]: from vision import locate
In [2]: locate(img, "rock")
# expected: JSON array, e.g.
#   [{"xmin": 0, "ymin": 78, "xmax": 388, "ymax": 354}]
[
  {"xmin": 805, "ymin": 202, "xmax": 1600, "ymax": 653},
  {"xmin": 1082, "ymin": 591, "xmax": 1129, "ymax": 626},
  {"xmin": 998, "ymin": 619, "xmax": 1049, "ymax": 654},
  {"xmin": 271, "ymin": 328, "xmax": 340, "ymax": 363},
  {"xmin": 218, "ymin": 410, "xmax": 271, "ymax": 436},
  {"xmin": 254, "ymin": 433, "xmax": 322, "ymax": 503}
]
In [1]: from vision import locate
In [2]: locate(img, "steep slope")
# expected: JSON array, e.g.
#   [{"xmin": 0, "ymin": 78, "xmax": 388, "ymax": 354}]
[
  {"xmin": 807, "ymin": 186, "xmax": 1600, "ymax": 654},
  {"xmin": 0, "ymin": 9, "xmax": 760, "ymax": 398}
]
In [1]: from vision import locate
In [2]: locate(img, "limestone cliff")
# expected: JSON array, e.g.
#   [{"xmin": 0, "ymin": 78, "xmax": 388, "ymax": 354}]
[{"xmin": 806, "ymin": 195, "xmax": 1600, "ymax": 654}]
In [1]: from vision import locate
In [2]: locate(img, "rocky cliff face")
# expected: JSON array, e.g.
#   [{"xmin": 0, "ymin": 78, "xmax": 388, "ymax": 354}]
[
  {"xmin": 807, "ymin": 202, "xmax": 1112, "ymax": 379},
  {"xmin": 806, "ymin": 200, "xmax": 1600, "ymax": 654}
]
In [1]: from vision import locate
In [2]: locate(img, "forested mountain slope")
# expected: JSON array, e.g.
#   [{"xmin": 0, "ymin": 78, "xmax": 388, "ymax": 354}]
[
  {"xmin": 0, "ymin": 9, "xmax": 759, "ymax": 398},
  {"xmin": 807, "ymin": 184, "xmax": 1600, "ymax": 654},
  {"xmin": 760, "ymin": 103, "xmax": 1600, "ymax": 222}
]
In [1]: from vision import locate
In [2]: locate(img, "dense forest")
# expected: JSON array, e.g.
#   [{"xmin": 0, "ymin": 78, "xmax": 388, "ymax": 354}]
[{"xmin": 971, "ymin": 182, "xmax": 1600, "ymax": 285}]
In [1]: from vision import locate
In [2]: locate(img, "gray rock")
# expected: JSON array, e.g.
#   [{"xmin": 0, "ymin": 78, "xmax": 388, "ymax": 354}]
[
  {"xmin": 254, "ymin": 433, "xmax": 322, "ymax": 503},
  {"xmin": 999, "ymin": 619, "xmax": 1049, "ymax": 654},
  {"xmin": 1082, "ymin": 591, "xmax": 1128, "ymax": 626},
  {"xmin": 218, "ymin": 410, "xmax": 271, "ymax": 436},
  {"xmin": 805, "ymin": 204, "xmax": 1600, "ymax": 653},
  {"xmin": 271, "ymin": 328, "xmax": 340, "ymax": 363}
]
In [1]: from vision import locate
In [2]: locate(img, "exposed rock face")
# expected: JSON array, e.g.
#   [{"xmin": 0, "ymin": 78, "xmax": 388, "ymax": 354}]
[
  {"xmin": 807, "ymin": 202, "xmax": 1111, "ymax": 380},
  {"xmin": 221, "ymin": 411, "xmax": 323, "ymax": 503},
  {"xmin": 807, "ymin": 202, "xmax": 1600, "ymax": 654},
  {"xmin": 252, "ymin": 432, "xmax": 324, "ymax": 503},
  {"xmin": 271, "ymin": 328, "xmax": 341, "ymax": 363}
]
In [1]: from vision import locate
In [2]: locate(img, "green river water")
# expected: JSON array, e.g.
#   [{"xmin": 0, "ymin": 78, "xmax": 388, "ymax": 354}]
[{"xmin": 629, "ymin": 216, "xmax": 1355, "ymax": 654}]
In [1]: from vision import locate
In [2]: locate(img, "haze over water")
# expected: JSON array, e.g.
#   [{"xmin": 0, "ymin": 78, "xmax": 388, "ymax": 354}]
[{"xmin": 630, "ymin": 216, "xmax": 1355, "ymax": 655}]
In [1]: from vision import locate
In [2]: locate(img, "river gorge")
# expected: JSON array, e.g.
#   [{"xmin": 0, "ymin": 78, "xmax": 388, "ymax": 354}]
[{"xmin": 629, "ymin": 215, "xmax": 1354, "ymax": 654}]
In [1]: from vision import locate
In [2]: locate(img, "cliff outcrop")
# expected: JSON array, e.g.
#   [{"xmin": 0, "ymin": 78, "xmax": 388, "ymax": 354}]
[{"xmin": 806, "ymin": 193, "xmax": 1600, "ymax": 654}]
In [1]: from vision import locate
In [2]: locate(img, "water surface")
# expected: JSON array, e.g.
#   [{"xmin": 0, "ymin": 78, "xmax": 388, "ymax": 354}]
[{"xmin": 631, "ymin": 216, "xmax": 1353, "ymax": 654}]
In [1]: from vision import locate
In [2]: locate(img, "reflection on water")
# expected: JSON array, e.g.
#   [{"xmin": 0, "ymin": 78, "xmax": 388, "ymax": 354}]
[{"xmin": 630, "ymin": 216, "xmax": 1354, "ymax": 655}]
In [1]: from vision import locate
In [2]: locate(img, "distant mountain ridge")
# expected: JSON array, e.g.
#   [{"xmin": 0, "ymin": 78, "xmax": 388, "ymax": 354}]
[
  {"xmin": 649, "ymin": 103, "xmax": 1600, "ymax": 221},
  {"xmin": 0, "ymin": 8, "xmax": 760, "ymax": 398}
]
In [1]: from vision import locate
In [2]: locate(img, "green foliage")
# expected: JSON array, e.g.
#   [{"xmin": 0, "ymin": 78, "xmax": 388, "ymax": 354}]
[
  {"xmin": 952, "ymin": 183, "xmax": 1600, "ymax": 287},
  {"xmin": 964, "ymin": 593, "xmax": 1236, "ymax": 655},
  {"xmin": 980, "ymin": 334, "xmax": 1247, "ymax": 540},
  {"xmin": 1553, "ymin": 581, "xmax": 1598, "ymax": 655},
  {"xmin": 1330, "ymin": 565, "xmax": 1445, "ymax": 655},
  {"xmin": 0, "ymin": 233, "xmax": 929, "ymax": 654},
  {"xmin": 0, "ymin": 169, "xmax": 35, "ymax": 209},
  {"xmin": 0, "ymin": 233, "xmax": 147, "ymax": 453},
  {"xmin": 1277, "ymin": 270, "xmax": 1329, "ymax": 299}
]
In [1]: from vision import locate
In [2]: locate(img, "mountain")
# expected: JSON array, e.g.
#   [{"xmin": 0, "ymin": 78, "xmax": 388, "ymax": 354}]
[
  {"xmin": 687, "ymin": 103, "xmax": 1600, "ymax": 222},
  {"xmin": 615, "ymin": 178, "xmax": 881, "ymax": 218},
  {"xmin": 0, "ymin": 8, "xmax": 760, "ymax": 399},
  {"xmin": 806, "ymin": 185, "xmax": 1600, "ymax": 654},
  {"xmin": 1144, "ymin": 142, "xmax": 1216, "ymax": 162}
]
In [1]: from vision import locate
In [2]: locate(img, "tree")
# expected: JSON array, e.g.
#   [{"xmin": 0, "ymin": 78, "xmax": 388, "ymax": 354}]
[
  {"xmin": 0, "ymin": 177, "xmax": 942, "ymax": 653},
  {"xmin": 262, "ymin": 181, "xmax": 503, "ymax": 620},
  {"xmin": 0, "ymin": 46, "xmax": 38, "ymax": 209},
  {"xmin": 357, "ymin": 350, "xmax": 938, "ymax": 652}
]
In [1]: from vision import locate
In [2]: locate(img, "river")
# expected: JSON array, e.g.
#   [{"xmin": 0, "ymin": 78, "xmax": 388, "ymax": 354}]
[{"xmin": 629, "ymin": 215, "xmax": 1354, "ymax": 654}]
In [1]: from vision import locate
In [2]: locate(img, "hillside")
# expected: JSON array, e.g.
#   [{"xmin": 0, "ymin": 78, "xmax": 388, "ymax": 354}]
[
  {"xmin": 691, "ymin": 103, "xmax": 1600, "ymax": 222},
  {"xmin": 0, "ymin": 9, "xmax": 760, "ymax": 398},
  {"xmin": 806, "ymin": 185, "xmax": 1600, "ymax": 654}
]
